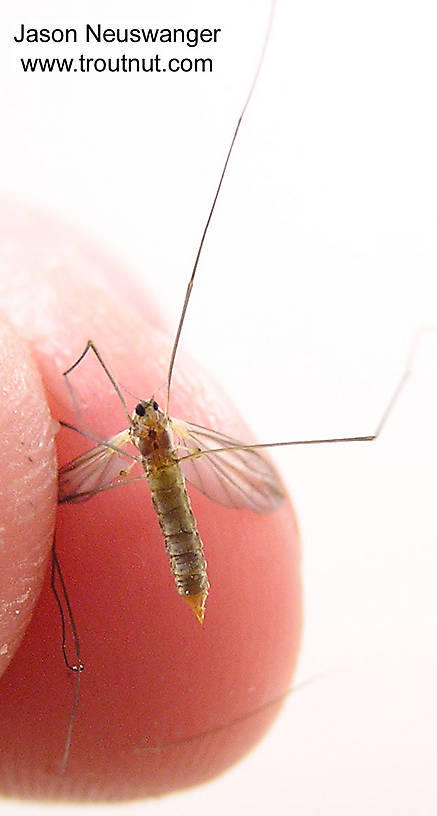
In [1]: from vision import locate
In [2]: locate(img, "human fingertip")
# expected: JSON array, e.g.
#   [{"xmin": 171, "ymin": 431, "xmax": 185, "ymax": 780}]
[{"xmin": 0, "ymin": 315, "xmax": 57, "ymax": 678}]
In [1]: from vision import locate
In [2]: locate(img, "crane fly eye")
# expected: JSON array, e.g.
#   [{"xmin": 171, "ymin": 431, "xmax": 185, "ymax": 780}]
[
  {"xmin": 135, "ymin": 403, "xmax": 146, "ymax": 417},
  {"xmin": 152, "ymin": 401, "xmax": 159, "ymax": 411}
]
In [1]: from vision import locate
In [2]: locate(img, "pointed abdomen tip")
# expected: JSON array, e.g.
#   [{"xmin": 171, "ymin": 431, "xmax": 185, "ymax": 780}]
[{"xmin": 184, "ymin": 591, "xmax": 208, "ymax": 625}]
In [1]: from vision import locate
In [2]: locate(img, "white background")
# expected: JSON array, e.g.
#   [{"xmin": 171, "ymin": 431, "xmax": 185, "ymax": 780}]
[{"xmin": 1, "ymin": 0, "xmax": 437, "ymax": 813}]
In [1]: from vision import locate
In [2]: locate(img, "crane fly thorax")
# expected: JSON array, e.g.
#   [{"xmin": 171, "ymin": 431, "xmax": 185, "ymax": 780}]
[{"xmin": 129, "ymin": 399, "xmax": 174, "ymax": 460}]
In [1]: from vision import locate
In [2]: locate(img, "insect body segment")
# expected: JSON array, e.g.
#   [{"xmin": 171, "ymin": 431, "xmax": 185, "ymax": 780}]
[{"xmin": 131, "ymin": 399, "xmax": 209, "ymax": 624}]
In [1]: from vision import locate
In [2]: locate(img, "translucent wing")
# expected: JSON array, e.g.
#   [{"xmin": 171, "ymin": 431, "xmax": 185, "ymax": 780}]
[
  {"xmin": 170, "ymin": 418, "xmax": 284, "ymax": 513},
  {"xmin": 58, "ymin": 429, "xmax": 142, "ymax": 503}
]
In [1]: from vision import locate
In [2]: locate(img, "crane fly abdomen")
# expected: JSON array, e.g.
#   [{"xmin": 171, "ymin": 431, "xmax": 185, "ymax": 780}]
[
  {"xmin": 131, "ymin": 400, "xmax": 209, "ymax": 624},
  {"xmin": 148, "ymin": 461, "xmax": 209, "ymax": 622}
]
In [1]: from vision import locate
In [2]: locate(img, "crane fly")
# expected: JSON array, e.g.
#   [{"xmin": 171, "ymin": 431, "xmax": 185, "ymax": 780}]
[
  {"xmin": 57, "ymin": 337, "xmax": 407, "ymax": 626},
  {"xmin": 58, "ymin": 352, "xmax": 285, "ymax": 624},
  {"xmin": 53, "ymin": 0, "xmax": 411, "ymax": 773}
]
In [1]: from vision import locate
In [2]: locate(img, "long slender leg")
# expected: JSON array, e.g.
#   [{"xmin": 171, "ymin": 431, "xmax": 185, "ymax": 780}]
[
  {"xmin": 63, "ymin": 340, "xmax": 131, "ymax": 425},
  {"xmin": 179, "ymin": 342, "xmax": 411, "ymax": 462},
  {"xmin": 51, "ymin": 538, "xmax": 84, "ymax": 773}
]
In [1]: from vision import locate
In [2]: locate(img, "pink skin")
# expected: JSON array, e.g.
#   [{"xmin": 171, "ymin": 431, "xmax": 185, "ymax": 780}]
[{"xmin": 0, "ymin": 201, "xmax": 301, "ymax": 801}]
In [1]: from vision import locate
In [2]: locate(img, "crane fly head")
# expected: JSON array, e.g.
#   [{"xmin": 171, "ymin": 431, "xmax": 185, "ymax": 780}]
[
  {"xmin": 132, "ymin": 398, "xmax": 162, "ymax": 425},
  {"xmin": 130, "ymin": 398, "xmax": 168, "ymax": 450}
]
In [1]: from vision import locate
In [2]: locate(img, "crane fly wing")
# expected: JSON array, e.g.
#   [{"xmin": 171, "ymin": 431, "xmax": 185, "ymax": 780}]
[
  {"xmin": 170, "ymin": 418, "xmax": 285, "ymax": 513},
  {"xmin": 58, "ymin": 429, "xmax": 140, "ymax": 503}
]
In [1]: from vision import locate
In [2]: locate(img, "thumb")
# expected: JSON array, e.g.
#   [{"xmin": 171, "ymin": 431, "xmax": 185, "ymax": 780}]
[{"xmin": 0, "ymin": 316, "xmax": 57, "ymax": 678}]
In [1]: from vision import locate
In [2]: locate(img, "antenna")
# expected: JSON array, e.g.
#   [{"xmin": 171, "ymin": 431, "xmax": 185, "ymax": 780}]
[{"xmin": 165, "ymin": 0, "xmax": 277, "ymax": 416}]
